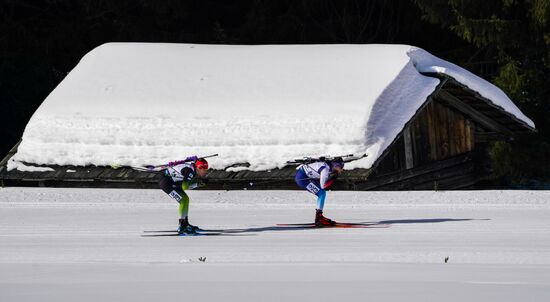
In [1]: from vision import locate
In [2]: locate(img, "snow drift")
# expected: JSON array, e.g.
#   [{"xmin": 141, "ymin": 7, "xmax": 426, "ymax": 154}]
[{"xmin": 9, "ymin": 43, "xmax": 534, "ymax": 171}]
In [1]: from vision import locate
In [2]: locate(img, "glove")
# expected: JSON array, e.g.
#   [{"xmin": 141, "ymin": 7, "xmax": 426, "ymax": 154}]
[{"xmin": 197, "ymin": 178, "xmax": 209, "ymax": 188}]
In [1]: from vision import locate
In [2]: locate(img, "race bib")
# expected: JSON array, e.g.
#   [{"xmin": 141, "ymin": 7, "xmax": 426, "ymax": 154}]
[
  {"xmin": 169, "ymin": 190, "xmax": 183, "ymax": 201},
  {"xmin": 306, "ymin": 182, "xmax": 320, "ymax": 194}
]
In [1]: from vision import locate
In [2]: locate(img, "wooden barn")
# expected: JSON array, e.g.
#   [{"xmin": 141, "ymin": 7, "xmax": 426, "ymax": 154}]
[{"xmin": 0, "ymin": 44, "xmax": 536, "ymax": 190}]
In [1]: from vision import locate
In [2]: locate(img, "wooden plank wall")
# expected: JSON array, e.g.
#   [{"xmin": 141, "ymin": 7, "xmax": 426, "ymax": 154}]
[
  {"xmin": 374, "ymin": 100, "xmax": 475, "ymax": 176},
  {"xmin": 419, "ymin": 100, "xmax": 475, "ymax": 162}
]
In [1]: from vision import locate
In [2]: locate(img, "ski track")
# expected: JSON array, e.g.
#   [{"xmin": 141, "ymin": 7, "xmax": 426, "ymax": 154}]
[{"xmin": 1, "ymin": 188, "xmax": 550, "ymax": 301}]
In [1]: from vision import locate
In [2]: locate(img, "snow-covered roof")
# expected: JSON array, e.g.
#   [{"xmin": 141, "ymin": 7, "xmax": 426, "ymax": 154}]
[{"xmin": 10, "ymin": 43, "xmax": 535, "ymax": 171}]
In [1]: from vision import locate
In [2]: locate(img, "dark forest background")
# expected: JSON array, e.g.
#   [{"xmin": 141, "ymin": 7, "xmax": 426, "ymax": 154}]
[{"xmin": 1, "ymin": 0, "xmax": 549, "ymax": 187}]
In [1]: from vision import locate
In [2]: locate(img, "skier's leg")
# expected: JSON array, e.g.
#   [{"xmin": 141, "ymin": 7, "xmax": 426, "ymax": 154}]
[
  {"xmin": 294, "ymin": 168, "xmax": 309, "ymax": 189},
  {"xmin": 307, "ymin": 182, "xmax": 334, "ymax": 226},
  {"xmin": 304, "ymin": 180, "xmax": 322, "ymax": 196},
  {"xmin": 301, "ymin": 179, "xmax": 334, "ymax": 225},
  {"xmin": 178, "ymin": 191, "xmax": 190, "ymax": 219},
  {"xmin": 177, "ymin": 191, "xmax": 198, "ymax": 233},
  {"xmin": 296, "ymin": 169, "xmax": 322, "ymax": 196},
  {"xmin": 178, "ymin": 182, "xmax": 200, "ymax": 230},
  {"xmin": 315, "ymin": 189, "xmax": 326, "ymax": 211},
  {"xmin": 296, "ymin": 170, "xmax": 325, "ymax": 205},
  {"xmin": 173, "ymin": 190, "xmax": 196, "ymax": 234},
  {"xmin": 159, "ymin": 176, "xmax": 180, "ymax": 197},
  {"xmin": 159, "ymin": 176, "xmax": 195, "ymax": 233},
  {"xmin": 294, "ymin": 169, "xmax": 333, "ymax": 225},
  {"xmin": 159, "ymin": 178, "xmax": 186, "ymax": 209}
]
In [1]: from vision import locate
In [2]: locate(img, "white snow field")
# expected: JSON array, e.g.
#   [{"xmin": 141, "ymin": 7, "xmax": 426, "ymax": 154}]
[
  {"xmin": 1, "ymin": 188, "xmax": 550, "ymax": 301},
  {"xmin": 10, "ymin": 43, "xmax": 534, "ymax": 171}
]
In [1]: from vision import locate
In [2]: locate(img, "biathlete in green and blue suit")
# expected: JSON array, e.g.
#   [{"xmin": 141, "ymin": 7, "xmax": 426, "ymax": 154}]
[{"xmin": 158, "ymin": 156, "xmax": 209, "ymax": 234}]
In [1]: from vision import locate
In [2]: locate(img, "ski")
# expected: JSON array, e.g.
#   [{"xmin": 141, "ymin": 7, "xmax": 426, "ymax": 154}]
[
  {"xmin": 141, "ymin": 232, "xmax": 225, "ymax": 237},
  {"xmin": 142, "ymin": 228, "xmax": 241, "ymax": 236},
  {"xmin": 143, "ymin": 229, "xmax": 223, "ymax": 233},
  {"xmin": 276, "ymin": 222, "xmax": 390, "ymax": 228},
  {"xmin": 143, "ymin": 230, "xmax": 182, "ymax": 233}
]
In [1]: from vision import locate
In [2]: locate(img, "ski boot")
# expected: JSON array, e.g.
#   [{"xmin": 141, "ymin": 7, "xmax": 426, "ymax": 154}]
[
  {"xmin": 178, "ymin": 218, "xmax": 197, "ymax": 235},
  {"xmin": 315, "ymin": 209, "xmax": 336, "ymax": 227},
  {"xmin": 187, "ymin": 221, "xmax": 201, "ymax": 232}
]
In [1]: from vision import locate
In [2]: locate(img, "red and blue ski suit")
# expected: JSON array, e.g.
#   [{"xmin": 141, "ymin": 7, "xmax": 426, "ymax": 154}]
[{"xmin": 294, "ymin": 161, "xmax": 337, "ymax": 210}]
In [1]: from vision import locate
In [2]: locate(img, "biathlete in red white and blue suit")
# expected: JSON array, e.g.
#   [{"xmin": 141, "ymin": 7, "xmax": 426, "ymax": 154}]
[{"xmin": 294, "ymin": 157, "xmax": 344, "ymax": 226}]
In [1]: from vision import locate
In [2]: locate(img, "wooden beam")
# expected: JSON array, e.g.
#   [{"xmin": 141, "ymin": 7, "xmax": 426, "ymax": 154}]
[
  {"xmin": 475, "ymin": 131, "xmax": 510, "ymax": 142},
  {"xmin": 442, "ymin": 78, "xmax": 536, "ymax": 132},
  {"xmin": 358, "ymin": 152, "xmax": 473, "ymax": 189},
  {"xmin": 437, "ymin": 90, "xmax": 514, "ymax": 136},
  {"xmin": 403, "ymin": 126, "xmax": 414, "ymax": 169},
  {"xmin": 358, "ymin": 155, "xmax": 476, "ymax": 190},
  {"xmin": 0, "ymin": 140, "xmax": 21, "ymax": 175}
]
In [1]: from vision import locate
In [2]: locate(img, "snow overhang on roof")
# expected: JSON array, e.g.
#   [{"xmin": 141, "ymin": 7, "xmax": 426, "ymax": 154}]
[{"xmin": 9, "ymin": 43, "xmax": 535, "ymax": 171}]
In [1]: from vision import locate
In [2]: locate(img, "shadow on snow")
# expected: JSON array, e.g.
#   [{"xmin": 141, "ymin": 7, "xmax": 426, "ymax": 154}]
[
  {"xmin": 143, "ymin": 217, "xmax": 489, "ymax": 235},
  {"xmin": 144, "ymin": 218, "xmax": 491, "ymax": 235}
]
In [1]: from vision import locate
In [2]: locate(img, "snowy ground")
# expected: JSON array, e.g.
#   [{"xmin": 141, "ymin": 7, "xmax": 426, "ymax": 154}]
[{"xmin": 1, "ymin": 188, "xmax": 550, "ymax": 301}]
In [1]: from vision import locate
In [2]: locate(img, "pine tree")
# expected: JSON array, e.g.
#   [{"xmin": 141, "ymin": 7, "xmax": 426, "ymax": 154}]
[{"xmin": 414, "ymin": 0, "xmax": 550, "ymax": 186}]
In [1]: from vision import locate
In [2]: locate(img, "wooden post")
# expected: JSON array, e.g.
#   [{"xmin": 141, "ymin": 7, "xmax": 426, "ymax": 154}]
[{"xmin": 403, "ymin": 126, "xmax": 414, "ymax": 170}]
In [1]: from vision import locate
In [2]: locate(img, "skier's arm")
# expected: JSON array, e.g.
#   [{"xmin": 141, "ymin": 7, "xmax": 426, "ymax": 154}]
[
  {"xmin": 179, "ymin": 166, "xmax": 207, "ymax": 190},
  {"xmin": 180, "ymin": 167, "xmax": 195, "ymax": 190},
  {"xmin": 319, "ymin": 166, "xmax": 330, "ymax": 189},
  {"xmin": 181, "ymin": 179, "xmax": 208, "ymax": 190},
  {"xmin": 319, "ymin": 165, "xmax": 338, "ymax": 189}
]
